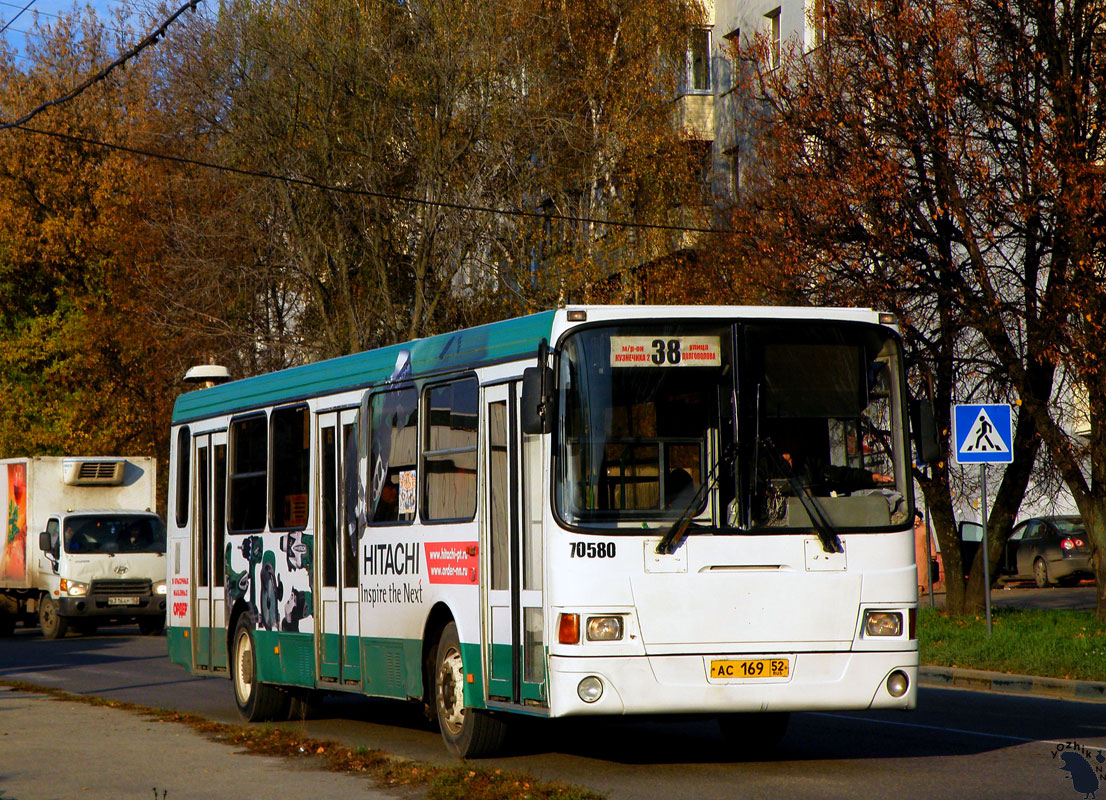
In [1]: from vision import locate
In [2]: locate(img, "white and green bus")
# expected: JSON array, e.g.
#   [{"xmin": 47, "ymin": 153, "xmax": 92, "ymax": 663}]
[{"xmin": 167, "ymin": 305, "xmax": 924, "ymax": 757}]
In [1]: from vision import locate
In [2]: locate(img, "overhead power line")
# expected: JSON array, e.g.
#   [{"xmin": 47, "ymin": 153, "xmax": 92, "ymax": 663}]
[
  {"xmin": 0, "ymin": 0, "xmax": 35, "ymax": 35},
  {"xmin": 15, "ymin": 123, "xmax": 726, "ymax": 236},
  {"xmin": 0, "ymin": 0, "xmax": 201, "ymax": 132}
]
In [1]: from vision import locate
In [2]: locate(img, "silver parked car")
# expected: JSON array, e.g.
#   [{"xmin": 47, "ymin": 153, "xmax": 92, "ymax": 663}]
[{"xmin": 1001, "ymin": 516, "xmax": 1094, "ymax": 588}]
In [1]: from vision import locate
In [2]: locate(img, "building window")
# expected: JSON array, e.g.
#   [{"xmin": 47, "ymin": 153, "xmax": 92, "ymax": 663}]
[
  {"xmin": 725, "ymin": 147, "xmax": 741, "ymax": 198},
  {"xmin": 228, "ymin": 414, "xmax": 267, "ymax": 533},
  {"xmin": 722, "ymin": 28, "xmax": 741, "ymax": 93},
  {"xmin": 765, "ymin": 8, "xmax": 782, "ymax": 69},
  {"xmin": 806, "ymin": 0, "xmax": 828, "ymax": 49},
  {"xmin": 270, "ymin": 405, "xmax": 309, "ymax": 530},
  {"xmin": 688, "ymin": 27, "xmax": 711, "ymax": 93},
  {"xmin": 368, "ymin": 386, "xmax": 419, "ymax": 524},
  {"xmin": 423, "ymin": 376, "xmax": 478, "ymax": 522}
]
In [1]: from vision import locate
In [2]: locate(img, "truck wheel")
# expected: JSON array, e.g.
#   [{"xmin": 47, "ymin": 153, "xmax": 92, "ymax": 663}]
[
  {"xmin": 138, "ymin": 616, "xmax": 165, "ymax": 636},
  {"xmin": 39, "ymin": 596, "xmax": 69, "ymax": 640},
  {"xmin": 0, "ymin": 612, "xmax": 14, "ymax": 637},
  {"xmin": 434, "ymin": 621, "xmax": 507, "ymax": 758},
  {"xmin": 231, "ymin": 615, "xmax": 289, "ymax": 722}
]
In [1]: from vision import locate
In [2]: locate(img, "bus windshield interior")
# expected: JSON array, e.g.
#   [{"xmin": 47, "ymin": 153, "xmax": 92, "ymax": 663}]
[
  {"xmin": 555, "ymin": 320, "xmax": 910, "ymax": 533},
  {"xmin": 63, "ymin": 515, "xmax": 167, "ymax": 555}
]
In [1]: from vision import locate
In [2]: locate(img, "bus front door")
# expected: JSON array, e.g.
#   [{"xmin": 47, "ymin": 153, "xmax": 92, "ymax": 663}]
[
  {"xmin": 483, "ymin": 383, "xmax": 547, "ymax": 709},
  {"xmin": 191, "ymin": 431, "xmax": 228, "ymax": 673},
  {"xmin": 317, "ymin": 409, "xmax": 362, "ymax": 687}
]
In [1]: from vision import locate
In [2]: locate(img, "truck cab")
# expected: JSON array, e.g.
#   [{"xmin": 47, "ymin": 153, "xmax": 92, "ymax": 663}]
[{"xmin": 37, "ymin": 511, "xmax": 168, "ymax": 638}]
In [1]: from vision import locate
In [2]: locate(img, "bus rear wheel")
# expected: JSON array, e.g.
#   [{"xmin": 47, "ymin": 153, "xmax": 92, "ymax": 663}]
[
  {"xmin": 231, "ymin": 615, "xmax": 290, "ymax": 722},
  {"xmin": 434, "ymin": 622, "xmax": 507, "ymax": 758}
]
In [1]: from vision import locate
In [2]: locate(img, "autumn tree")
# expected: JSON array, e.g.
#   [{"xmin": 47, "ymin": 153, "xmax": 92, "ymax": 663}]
[
  {"xmin": 0, "ymin": 7, "xmax": 186, "ymax": 488},
  {"xmin": 717, "ymin": 0, "xmax": 1106, "ymax": 615}
]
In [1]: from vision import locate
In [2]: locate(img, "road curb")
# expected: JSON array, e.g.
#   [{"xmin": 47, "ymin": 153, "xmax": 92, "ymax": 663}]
[{"xmin": 920, "ymin": 665, "xmax": 1106, "ymax": 703}]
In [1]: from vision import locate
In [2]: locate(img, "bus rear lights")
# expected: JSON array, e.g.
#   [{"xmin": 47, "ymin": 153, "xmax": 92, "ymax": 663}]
[
  {"xmin": 558, "ymin": 613, "xmax": 581, "ymax": 644},
  {"xmin": 586, "ymin": 616, "xmax": 624, "ymax": 641},
  {"xmin": 886, "ymin": 670, "xmax": 909, "ymax": 698},
  {"xmin": 863, "ymin": 611, "xmax": 903, "ymax": 637},
  {"xmin": 577, "ymin": 676, "xmax": 604, "ymax": 703}
]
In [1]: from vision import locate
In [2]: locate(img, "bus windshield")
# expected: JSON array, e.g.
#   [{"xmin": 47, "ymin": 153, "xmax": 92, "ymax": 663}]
[
  {"xmin": 63, "ymin": 515, "xmax": 167, "ymax": 555},
  {"xmin": 555, "ymin": 320, "xmax": 910, "ymax": 532}
]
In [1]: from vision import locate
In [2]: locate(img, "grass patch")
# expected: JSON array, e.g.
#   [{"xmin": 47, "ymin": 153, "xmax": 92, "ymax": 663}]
[
  {"xmin": 0, "ymin": 680, "xmax": 605, "ymax": 800},
  {"xmin": 919, "ymin": 607, "xmax": 1106, "ymax": 681}
]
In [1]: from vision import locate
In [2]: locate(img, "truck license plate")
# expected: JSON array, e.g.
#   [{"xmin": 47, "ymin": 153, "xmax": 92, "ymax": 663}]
[
  {"xmin": 108, "ymin": 596, "xmax": 138, "ymax": 606},
  {"xmin": 710, "ymin": 658, "xmax": 790, "ymax": 679}
]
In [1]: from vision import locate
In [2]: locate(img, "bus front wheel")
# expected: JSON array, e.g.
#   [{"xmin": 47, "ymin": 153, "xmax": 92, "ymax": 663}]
[
  {"xmin": 231, "ymin": 615, "xmax": 290, "ymax": 722},
  {"xmin": 434, "ymin": 621, "xmax": 507, "ymax": 758}
]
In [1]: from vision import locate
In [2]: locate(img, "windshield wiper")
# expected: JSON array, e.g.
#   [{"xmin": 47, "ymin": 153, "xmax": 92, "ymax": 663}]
[
  {"xmin": 655, "ymin": 443, "xmax": 735, "ymax": 555},
  {"xmin": 760, "ymin": 440, "xmax": 843, "ymax": 554}
]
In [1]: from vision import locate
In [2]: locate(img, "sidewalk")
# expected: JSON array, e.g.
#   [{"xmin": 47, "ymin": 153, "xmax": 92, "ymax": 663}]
[
  {"xmin": 0, "ymin": 687, "xmax": 399, "ymax": 800},
  {"xmin": 919, "ymin": 666, "xmax": 1106, "ymax": 703}
]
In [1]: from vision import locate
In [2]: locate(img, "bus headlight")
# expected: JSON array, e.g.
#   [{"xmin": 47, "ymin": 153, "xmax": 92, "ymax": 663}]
[
  {"xmin": 577, "ymin": 676, "xmax": 604, "ymax": 703},
  {"xmin": 586, "ymin": 616, "xmax": 624, "ymax": 641},
  {"xmin": 60, "ymin": 579, "xmax": 88, "ymax": 597},
  {"xmin": 864, "ymin": 611, "xmax": 903, "ymax": 637},
  {"xmin": 154, "ymin": 581, "xmax": 168, "ymax": 596}
]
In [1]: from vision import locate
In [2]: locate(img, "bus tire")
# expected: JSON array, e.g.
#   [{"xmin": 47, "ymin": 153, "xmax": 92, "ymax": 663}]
[
  {"xmin": 138, "ymin": 616, "xmax": 165, "ymax": 636},
  {"xmin": 717, "ymin": 711, "xmax": 790, "ymax": 757},
  {"xmin": 231, "ymin": 615, "xmax": 289, "ymax": 722},
  {"xmin": 434, "ymin": 621, "xmax": 507, "ymax": 758},
  {"xmin": 39, "ymin": 595, "xmax": 68, "ymax": 640}
]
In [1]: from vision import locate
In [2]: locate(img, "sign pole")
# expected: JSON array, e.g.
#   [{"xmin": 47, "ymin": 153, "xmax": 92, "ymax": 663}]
[
  {"xmin": 953, "ymin": 403, "xmax": 1011, "ymax": 640},
  {"xmin": 980, "ymin": 464, "xmax": 993, "ymax": 637}
]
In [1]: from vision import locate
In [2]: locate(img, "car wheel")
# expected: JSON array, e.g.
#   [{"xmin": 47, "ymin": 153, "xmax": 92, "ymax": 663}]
[
  {"xmin": 434, "ymin": 621, "xmax": 508, "ymax": 758},
  {"xmin": 717, "ymin": 712, "xmax": 791, "ymax": 757},
  {"xmin": 39, "ymin": 595, "xmax": 69, "ymax": 640},
  {"xmin": 231, "ymin": 615, "xmax": 290, "ymax": 722},
  {"xmin": 1033, "ymin": 558, "xmax": 1052, "ymax": 589}
]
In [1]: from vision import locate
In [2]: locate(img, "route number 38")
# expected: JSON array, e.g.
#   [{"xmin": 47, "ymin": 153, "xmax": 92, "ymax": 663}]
[{"xmin": 651, "ymin": 338, "xmax": 682, "ymax": 365}]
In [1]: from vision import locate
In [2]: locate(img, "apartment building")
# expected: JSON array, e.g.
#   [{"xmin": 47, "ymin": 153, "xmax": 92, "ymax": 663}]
[{"xmin": 677, "ymin": 0, "xmax": 819, "ymax": 205}]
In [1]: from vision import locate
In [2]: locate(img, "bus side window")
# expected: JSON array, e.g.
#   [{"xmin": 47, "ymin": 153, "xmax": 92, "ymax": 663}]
[{"xmin": 368, "ymin": 386, "xmax": 419, "ymax": 524}]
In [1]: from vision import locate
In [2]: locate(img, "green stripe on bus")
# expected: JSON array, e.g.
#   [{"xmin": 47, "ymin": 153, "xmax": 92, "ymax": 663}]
[{"xmin": 172, "ymin": 311, "xmax": 556, "ymax": 424}]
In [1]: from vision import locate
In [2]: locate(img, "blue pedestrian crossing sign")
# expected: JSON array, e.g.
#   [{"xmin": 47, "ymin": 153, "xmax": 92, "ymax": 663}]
[{"xmin": 953, "ymin": 404, "xmax": 1013, "ymax": 464}]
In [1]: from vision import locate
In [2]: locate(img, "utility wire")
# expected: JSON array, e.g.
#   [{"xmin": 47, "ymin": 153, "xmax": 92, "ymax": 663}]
[
  {"xmin": 0, "ymin": 0, "xmax": 137, "ymax": 39},
  {"xmin": 0, "ymin": 0, "xmax": 35, "ymax": 35},
  {"xmin": 0, "ymin": 0, "xmax": 200, "ymax": 132},
  {"xmin": 15, "ymin": 123, "xmax": 726, "ymax": 235}
]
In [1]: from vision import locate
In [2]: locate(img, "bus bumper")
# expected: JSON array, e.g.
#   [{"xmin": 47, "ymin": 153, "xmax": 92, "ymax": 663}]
[{"xmin": 547, "ymin": 650, "xmax": 918, "ymax": 717}]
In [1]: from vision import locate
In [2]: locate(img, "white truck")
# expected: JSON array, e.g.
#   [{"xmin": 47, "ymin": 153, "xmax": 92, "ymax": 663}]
[{"xmin": 0, "ymin": 456, "xmax": 167, "ymax": 639}]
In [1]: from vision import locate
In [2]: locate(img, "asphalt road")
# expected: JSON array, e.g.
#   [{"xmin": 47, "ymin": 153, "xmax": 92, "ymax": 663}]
[{"xmin": 2, "ymin": 590, "xmax": 1105, "ymax": 800}]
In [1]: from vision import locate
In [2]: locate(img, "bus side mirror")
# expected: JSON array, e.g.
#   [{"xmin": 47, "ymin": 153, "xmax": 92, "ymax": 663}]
[
  {"xmin": 521, "ymin": 366, "xmax": 554, "ymax": 435},
  {"xmin": 911, "ymin": 398, "xmax": 940, "ymax": 466}
]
